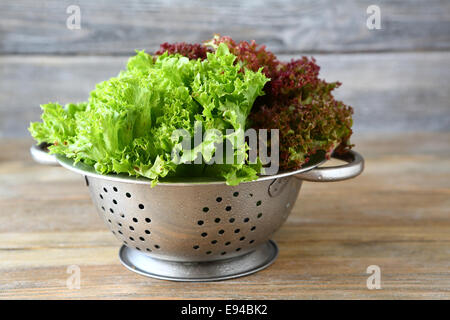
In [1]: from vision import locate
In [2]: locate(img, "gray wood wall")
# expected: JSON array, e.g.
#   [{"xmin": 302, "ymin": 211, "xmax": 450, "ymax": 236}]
[{"xmin": 1, "ymin": 0, "xmax": 449, "ymax": 137}]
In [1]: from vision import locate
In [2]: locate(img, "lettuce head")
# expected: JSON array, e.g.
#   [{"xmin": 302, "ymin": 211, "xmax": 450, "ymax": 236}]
[{"xmin": 29, "ymin": 43, "xmax": 269, "ymax": 186}]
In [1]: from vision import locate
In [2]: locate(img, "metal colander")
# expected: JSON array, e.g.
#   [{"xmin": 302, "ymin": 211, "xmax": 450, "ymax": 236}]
[{"xmin": 31, "ymin": 144, "xmax": 364, "ymax": 281}]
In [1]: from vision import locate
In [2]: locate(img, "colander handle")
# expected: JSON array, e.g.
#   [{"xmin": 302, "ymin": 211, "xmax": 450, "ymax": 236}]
[
  {"xmin": 295, "ymin": 150, "xmax": 364, "ymax": 182},
  {"xmin": 30, "ymin": 144, "xmax": 59, "ymax": 166}
]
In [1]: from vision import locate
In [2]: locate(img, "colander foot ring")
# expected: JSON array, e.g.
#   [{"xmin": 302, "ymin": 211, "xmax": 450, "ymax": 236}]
[{"xmin": 118, "ymin": 240, "xmax": 278, "ymax": 282}]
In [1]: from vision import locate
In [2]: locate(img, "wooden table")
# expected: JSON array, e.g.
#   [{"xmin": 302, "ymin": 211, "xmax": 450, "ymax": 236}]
[{"xmin": 0, "ymin": 132, "xmax": 449, "ymax": 299}]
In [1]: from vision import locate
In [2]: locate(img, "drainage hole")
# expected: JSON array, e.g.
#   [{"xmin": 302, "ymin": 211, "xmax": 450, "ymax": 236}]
[
  {"xmin": 113, "ymin": 187, "xmax": 118, "ymax": 192},
  {"xmin": 109, "ymin": 208, "xmax": 114, "ymax": 214},
  {"xmin": 193, "ymin": 245, "xmax": 199, "ymax": 250},
  {"xmin": 229, "ymin": 218, "xmax": 235, "ymax": 223},
  {"xmin": 139, "ymin": 237, "xmax": 145, "ymax": 241},
  {"xmin": 99, "ymin": 194, "xmax": 103, "ymax": 199},
  {"xmin": 249, "ymin": 240, "xmax": 255, "ymax": 244},
  {"xmin": 112, "ymin": 199, "xmax": 117, "ymax": 205},
  {"xmin": 201, "ymin": 232, "xmax": 208, "ymax": 237},
  {"xmin": 216, "ymin": 197, "xmax": 222, "ymax": 203},
  {"xmin": 256, "ymin": 200, "xmax": 262, "ymax": 206},
  {"xmin": 233, "ymin": 192, "xmax": 239, "ymax": 197},
  {"xmin": 214, "ymin": 218, "xmax": 221, "ymax": 223},
  {"xmin": 211, "ymin": 240, "xmax": 218, "ymax": 244},
  {"xmin": 225, "ymin": 206, "xmax": 232, "ymax": 211},
  {"xmin": 218, "ymin": 230, "xmax": 225, "ymax": 235},
  {"xmin": 132, "ymin": 217, "xmax": 138, "ymax": 223},
  {"xmin": 126, "ymin": 192, "xmax": 131, "ymax": 198},
  {"xmin": 145, "ymin": 230, "xmax": 150, "ymax": 234},
  {"xmin": 138, "ymin": 204, "xmax": 144, "ymax": 210},
  {"xmin": 251, "ymin": 226, "xmax": 256, "ymax": 231},
  {"xmin": 221, "ymin": 252, "xmax": 226, "ymax": 255},
  {"xmin": 103, "ymin": 187, "xmax": 108, "ymax": 193},
  {"xmin": 206, "ymin": 251, "xmax": 212, "ymax": 255},
  {"xmin": 197, "ymin": 220, "xmax": 204, "ymax": 226},
  {"xmin": 129, "ymin": 237, "xmax": 134, "ymax": 241},
  {"xmin": 129, "ymin": 226, "xmax": 135, "ymax": 231},
  {"xmin": 154, "ymin": 245, "xmax": 160, "ymax": 249},
  {"xmin": 240, "ymin": 236, "xmax": 246, "ymax": 241},
  {"xmin": 145, "ymin": 218, "xmax": 151, "ymax": 223},
  {"xmin": 203, "ymin": 207, "xmax": 209, "ymax": 213},
  {"xmin": 236, "ymin": 248, "xmax": 241, "ymax": 252},
  {"xmin": 225, "ymin": 242, "xmax": 231, "ymax": 246},
  {"xmin": 243, "ymin": 218, "xmax": 250, "ymax": 223},
  {"xmin": 234, "ymin": 229, "xmax": 240, "ymax": 233},
  {"xmin": 257, "ymin": 213, "xmax": 263, "ymax": 218}
]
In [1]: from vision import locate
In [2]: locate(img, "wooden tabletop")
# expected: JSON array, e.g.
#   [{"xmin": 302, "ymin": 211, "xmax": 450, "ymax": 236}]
[{"xmin": 0, "ymin": 132, "xmax": 449, "ymax": 299}]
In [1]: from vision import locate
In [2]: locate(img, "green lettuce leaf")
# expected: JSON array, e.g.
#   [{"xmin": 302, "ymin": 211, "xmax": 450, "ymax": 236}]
[{"xmin": 29, "ymin": 44, "xmax": 268, "ymax": 185}]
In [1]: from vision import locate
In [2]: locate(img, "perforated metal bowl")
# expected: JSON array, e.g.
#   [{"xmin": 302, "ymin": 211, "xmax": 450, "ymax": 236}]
[{"xmin": 31, "ymin": 144, "xmax": 364, "ymax": 281}]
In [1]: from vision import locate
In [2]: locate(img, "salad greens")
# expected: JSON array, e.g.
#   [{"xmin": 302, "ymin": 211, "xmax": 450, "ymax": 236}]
[
  {"xmin": 30, "ymin": 36, "xmax": 354, "ymax": 186},
  {"xmin": 154, "ymin": 36, "xmax": 354, "ymax": 171},
  {"xmin": 29, "ymin": 43, "xmax": 268, "ymax": 186}
]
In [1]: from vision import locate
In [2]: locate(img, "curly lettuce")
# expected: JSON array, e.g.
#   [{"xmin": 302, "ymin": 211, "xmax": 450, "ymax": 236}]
[{"xmin": 29, "ymin": 43, "xmax": 268, "ymax": 186}]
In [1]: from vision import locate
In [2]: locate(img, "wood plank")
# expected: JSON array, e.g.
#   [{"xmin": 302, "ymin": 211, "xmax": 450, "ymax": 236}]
[
  {"xmin": 1, "ymin": 0, "xmax": 449, "ymax": 55},
  {"xmin": 1, "ymin": 52, "xmax": 449, "ymax": 137},
  {"xmin": 0, "ymin": 133, "xmax": 449, "ymax": 299}
]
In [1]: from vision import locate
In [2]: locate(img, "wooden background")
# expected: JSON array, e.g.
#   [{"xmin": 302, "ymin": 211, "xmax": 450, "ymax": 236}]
[
  {"xmin": 0, "ymin": 0, "xmax": 449, "ymax": 137},
  {"xmin": 0, "ymin": 0, "xmax": 449, "ymax": 299}
]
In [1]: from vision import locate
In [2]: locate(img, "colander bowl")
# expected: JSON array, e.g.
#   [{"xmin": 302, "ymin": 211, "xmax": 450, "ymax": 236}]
[{"xmin": 31, "ymin": 144, "xmax": 364, "ymax": 281}]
